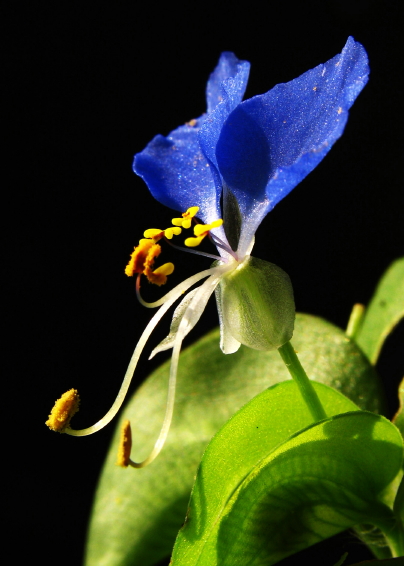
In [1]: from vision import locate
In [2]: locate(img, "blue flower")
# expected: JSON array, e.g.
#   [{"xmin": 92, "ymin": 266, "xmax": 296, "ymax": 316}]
[
  {"xmin": 131, "ymin": 36, "xmax": 369, "ymax": 359},
  {"xmin": 134, "ymin": 37, "xmax": 369, "ymax": 260},
  {"xmin": 119, "ymin": 38, "xmax": 368, "ymax": 465},
  {"xmin": 47, "ymin": 39, "xmax": 368, "ymax": 467}
]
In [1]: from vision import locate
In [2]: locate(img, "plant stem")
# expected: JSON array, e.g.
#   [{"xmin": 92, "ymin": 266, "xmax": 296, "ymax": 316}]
[
  {"xmin": 346, "ymin": 303, "xmax": 365, "ymax": 339},
  {"xmin": 375, "ymin": 518, "xmax": 404, "ymax": 558},
  {"xmin": 278, "ymin": 341, "xmax": 327, "ymax": 422}
]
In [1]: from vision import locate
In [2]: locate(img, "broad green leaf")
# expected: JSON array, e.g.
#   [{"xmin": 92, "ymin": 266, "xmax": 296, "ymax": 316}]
[
  {"xmin": 171, "ymin": 380, "xmax": 359, "ymax": 564},
  {"xmin": 172, "ymin": 409, "xmax": 403, "ymax": 565},
  {"xmin": 85, "ymin": 314, "xmax": 384, "ymax": 566},
  {"xmin": 356, "ymin": 258, "xmax": 404, "ymax": 364}
]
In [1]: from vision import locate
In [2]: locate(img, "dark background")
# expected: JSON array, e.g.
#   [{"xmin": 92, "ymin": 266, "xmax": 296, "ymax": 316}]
[{"xmin": 4, "ymin": 2, "xmax": 403, "ymax": 565}]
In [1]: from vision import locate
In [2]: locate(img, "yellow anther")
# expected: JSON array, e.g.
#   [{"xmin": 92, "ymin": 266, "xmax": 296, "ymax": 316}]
[
  {"xmin": 164, "ymin": 226, "xmax": 182, "ymax": 239},
  {"xmin": 46, "ymin": 389, "xmax": 80, "ymax": 432},
  {"xmin": 143, "ymin": 243, "xmax": 162, "ymax": 271},
  {"xmin": 125, "ymin": 239, "xmax": 157, "ymax": 277},
  {"xmin": 116, "ymin": 420, "xmax": 132, "ymax": 467},
  {"xmin": 184, "ymin": 235, "xmax": 204, "ymax": 247},
  {"xmin": 171, "ymin": 218, "xmax": 184, "ymax": 227},
  {"xmin": 185, "ymin": 219, "xmax": 223, "ymax": 248},
  {"xmin": 172, "ymin": 206, "xmax": 200, "ymax": 229},
  {"xmin": 145, "ymin": 262, "xmax": 174, "ymax": 286},
  {"xmin": 143, "ymin": 227, "xmax": 182, "ymax": 240},
  {"xmin": 143, "ymin": 228, "xmax": 164, "ymax": 241},
  {"xmin": 126, "ymin": 238, "xmax": 174, "ymax": 286},
  {"xmin": 187, "ymin": 206, "xmax": 200, "ymax": 217}
]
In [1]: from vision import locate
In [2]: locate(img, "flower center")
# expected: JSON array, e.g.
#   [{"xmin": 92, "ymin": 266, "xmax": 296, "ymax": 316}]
[{"xmin": 124, "ymin": 206, "xmax": 230, "ymax": 289}]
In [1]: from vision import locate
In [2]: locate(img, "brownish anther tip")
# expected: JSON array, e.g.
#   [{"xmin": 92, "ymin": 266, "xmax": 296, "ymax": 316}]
[{"xmin": 116, "ymin": 420, "xmax": 132, "ymax": 467}]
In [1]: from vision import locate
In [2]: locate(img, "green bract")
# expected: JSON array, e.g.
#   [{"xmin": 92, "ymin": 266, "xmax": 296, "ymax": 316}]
[{"xmin": 215, "ymin": 256, "xmax": 295, "ymax": 351}]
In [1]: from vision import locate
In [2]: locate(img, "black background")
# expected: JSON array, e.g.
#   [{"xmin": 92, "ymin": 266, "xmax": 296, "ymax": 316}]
[{"xmin": 4, "ymin": 2, "xmax": 403, "ymax": 565}]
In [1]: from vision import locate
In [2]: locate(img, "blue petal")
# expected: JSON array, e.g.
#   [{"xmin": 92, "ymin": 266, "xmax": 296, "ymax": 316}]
[
  {"xmin": 134, "ymin": 53, "xmax": 250, "ymax": 224},
  {"xmin": 215, "ymin": 37, "xmax": 369, "ymax": 254},
  {"xmin": 206, "ymin": 52, "xmax": 250, "ymax": 114},
  {"xmin": 199, "ymin": 56, "xmax": 250, "ymax": 184},
  {"xmin": 134, "ymin": 120, "xmax": 220, "ymax": 224}
]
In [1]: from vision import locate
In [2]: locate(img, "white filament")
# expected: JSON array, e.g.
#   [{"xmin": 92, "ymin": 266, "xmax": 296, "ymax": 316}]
[
  {"xmin": 65, "ymin": 263, "xmax": 232, "ymax": 437},
  {"xmin": 130, "ymin": 267, "xmax": 228, "ymax": 467}
]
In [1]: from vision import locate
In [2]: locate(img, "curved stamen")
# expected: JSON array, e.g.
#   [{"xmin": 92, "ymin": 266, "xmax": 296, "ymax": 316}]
[
  {"xmin": 135, "ymin": 265, "xmax": 224, "ymax": 308},
  {"xmin": 121, "ymin": 269, "xmax": 226, "ymax": 467},
  {"xmin": 64, "ymin": 292, "xmax": 180, "ymax": 436},
  {"xmin": 63, "ymin": 264, "xmax": 230, "ymax": 436}
]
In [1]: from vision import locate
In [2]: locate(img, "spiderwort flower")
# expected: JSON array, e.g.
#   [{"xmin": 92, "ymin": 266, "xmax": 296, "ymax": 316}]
[
  {"xmin": 46, "ymin": 38, "xmax": 369, "ymax": 467},
  {"xmin": 133, "ymin": 36, "xmax": 369, "ymax": 355}
]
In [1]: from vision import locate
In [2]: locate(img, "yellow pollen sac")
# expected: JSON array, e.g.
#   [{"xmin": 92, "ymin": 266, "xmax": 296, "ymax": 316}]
[
  {"xmin": 172, "ymin": 206, "xmax": 200, "ymax": 229},
  {"xmin": 143, "ymin": 228, "xmax": 165, "ymax": 241},
  {"xmin": 144, "ymin": 227, "xmax": 182, "ymax": 240},
  {"xmin": 184, "ymin": 235, "xmax": 204, "ymax": 247},
  {"xmin": 164, "ymin": 226, "xmax": 182, "ymax": 239},
  {"xmin": 145, "ymin": 262, "xmax": 174, "ymax": 286},
  {"xmin": 116, "ymin": 420, "xmax": 132, "ymax": 467},
  {"xmin": 46, "ymin": 389, "xmax": 80, "ymax": 432},
  {"xmin": 185, "ymin": 219, "xmax": 223, "ymax": 247}
]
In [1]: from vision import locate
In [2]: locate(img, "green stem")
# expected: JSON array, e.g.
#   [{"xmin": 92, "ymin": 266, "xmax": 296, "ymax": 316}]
[
  {"xmin": 374, "ymin": 517, "xmax": 404, "ymax": 558},
  {"xmin": 345, "ymin": 303, "xmax": 365, "ymax": 339},
  {"xmin": 278, "ymin": 341, "xmax": 327, "ymax": 422},
  {"xmin": 385, "ymin": 525, "xmax": 404, "ymax": 557}
]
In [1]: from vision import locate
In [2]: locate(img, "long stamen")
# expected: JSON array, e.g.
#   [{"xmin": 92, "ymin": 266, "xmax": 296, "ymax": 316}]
[
  {"xmin": 135, "ymin": 266, "xmax": 222, "ymax": 308},
  {"xmin": 48, "ymin": 206, "xmax": 234, "ymax": 441},
  {"xmin": 60, "ymin": 265, "xmax": 228, "ymax": 436},
  {"xmin": 120, "ymin": 270, "xmax": 225, "ymax": 467},
  {"xmin": 63, "ymin": 292, "xmax": 180, "ymax": 436}
]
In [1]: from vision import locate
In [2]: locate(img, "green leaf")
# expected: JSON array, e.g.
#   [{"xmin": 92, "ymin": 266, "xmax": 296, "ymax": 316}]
[
  {"xmin": 172, "ymin": 405, "xmax": 403, "ymax": 565},
  {"xmin": 356, "ymin": 258, "xmax": 404, "ymax": 364},
  {"xmin": 393, "ymin": 472, "xmax": 404, "ymax": 527},
  {"xmin": 85, "ymin": 314, "xmax": 384, "ymax": 566},
  {"xmin": 392, "ymin": 378, "xmax": 404, "ymax": 440}
]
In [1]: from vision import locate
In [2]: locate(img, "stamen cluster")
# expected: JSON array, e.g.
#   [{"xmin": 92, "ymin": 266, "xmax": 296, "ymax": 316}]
[{"xmin": 125, "ymin": 206, "xmax": 224, "ymax": 285}]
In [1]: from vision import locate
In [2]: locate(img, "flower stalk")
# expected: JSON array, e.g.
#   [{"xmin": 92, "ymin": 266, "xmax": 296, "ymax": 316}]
[{"xmin": 278, "ymin": 341, "xmax": 327, "ymax": 422}]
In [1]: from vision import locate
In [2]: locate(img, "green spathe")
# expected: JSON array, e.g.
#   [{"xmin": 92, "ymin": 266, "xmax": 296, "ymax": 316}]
[{"xmin": 216, "ymin": 256, "xmax": 295, "ymax": 351}]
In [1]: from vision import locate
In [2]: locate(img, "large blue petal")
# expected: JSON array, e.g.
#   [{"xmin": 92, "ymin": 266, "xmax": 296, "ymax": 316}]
[
  {"xmin": 134, "ymin": 53, "xmax": 250, "ymax": 224},
  {"xmin": 215, "ymin": 37, "xmax": 369, "ymax": 254}
]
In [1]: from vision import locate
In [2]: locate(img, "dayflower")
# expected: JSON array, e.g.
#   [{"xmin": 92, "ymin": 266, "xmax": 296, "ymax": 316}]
[{"xmin": 46, "ymin": 38, "xmax": 369, "ymax": 466}]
